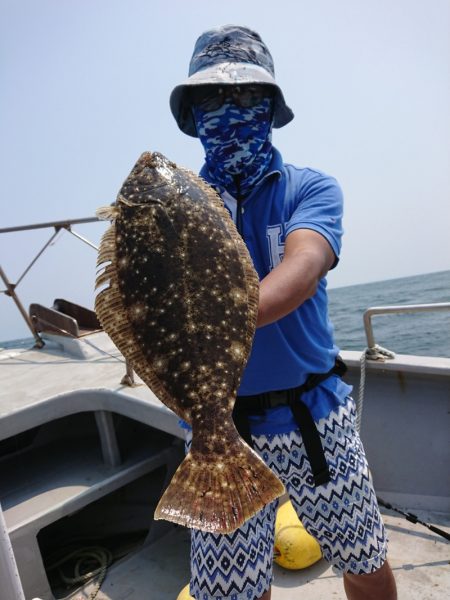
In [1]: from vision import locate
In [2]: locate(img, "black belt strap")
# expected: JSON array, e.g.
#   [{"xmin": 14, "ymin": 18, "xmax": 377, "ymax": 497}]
[
  {"xmin": 288, "ymin": 393, "xmax": 330, "ymax": 486},
  {"xmin": 233, "ymin": 357, "xmax": 347, "ymax": 487}
]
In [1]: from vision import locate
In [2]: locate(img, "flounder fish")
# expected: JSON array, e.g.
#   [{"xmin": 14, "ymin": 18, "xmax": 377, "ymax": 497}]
[{"xmin": 95, "ymin": 152, "xmax": 284, "ymax": 533}]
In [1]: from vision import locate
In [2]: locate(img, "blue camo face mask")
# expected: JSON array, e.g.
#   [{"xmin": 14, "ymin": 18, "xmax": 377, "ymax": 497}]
[{"xmin": 193, "ymin": 98, "xmax": 273, "ymax": 197}]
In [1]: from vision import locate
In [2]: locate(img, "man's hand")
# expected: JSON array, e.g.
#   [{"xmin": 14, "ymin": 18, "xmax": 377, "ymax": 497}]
[{"xmin": 256, "ymin": 228, "xmax": 335, "ymax": 328}]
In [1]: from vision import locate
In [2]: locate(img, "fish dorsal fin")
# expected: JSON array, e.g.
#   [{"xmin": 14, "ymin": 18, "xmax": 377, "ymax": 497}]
[{"xmin": 96, "ymin": 205, "xmax": 119, "ymax": 221}]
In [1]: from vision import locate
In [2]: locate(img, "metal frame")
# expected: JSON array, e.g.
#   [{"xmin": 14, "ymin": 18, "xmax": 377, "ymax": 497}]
[
  {"xmin": 3, "ymin": 217, "xmax": 449, "ymax": 371},
  {"xmin": 0, "ymin": 217, "xmax": 100, "ymax": 346},
  {"xmin": 0, "ymin": 217, "xmax": 135, "ymax": 385},
  {"xmin": 363, "ymin": 302, "xmax": 450, "ymax": 350}
]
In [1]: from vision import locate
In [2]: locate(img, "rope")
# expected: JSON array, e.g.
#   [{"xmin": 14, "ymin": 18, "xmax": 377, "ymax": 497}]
[
  {"xmin": 80, "ymin": 336, "xmax": 126, "ymax": 364},
  {"xmin": 356, "ymin": 344, "xmax": 396, "ymax": 433},
  {"xmin": 47, "ymin": 546, "xmax": 112, "ymax": 600},
  {"xmin": 365, "ymin": 344, "xmax": 396, "ymax": 362},
  {"xmin": 356, "ymin": 351, "xmax": 366, "ymax": 433}
]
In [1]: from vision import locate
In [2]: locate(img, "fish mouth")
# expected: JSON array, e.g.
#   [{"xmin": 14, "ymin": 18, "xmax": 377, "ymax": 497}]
[
  {"xmin": 117, "ymin": 151, "xmax": 178, "ymax": 206},
  {"xmin": 132, "ymin": 152, "xmax": 178, "ymax": 188},
  {"xmin": 138, "ymin": 151, "xmax": 176, "ymax": 170},
  {"xmin": 138, "ymin": 151, "xmax": 156, "ymax": 167}
]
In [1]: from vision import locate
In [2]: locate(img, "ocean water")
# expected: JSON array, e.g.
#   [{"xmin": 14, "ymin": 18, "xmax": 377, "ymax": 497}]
[
  {"xmin": 2, "ymin": 271, "xmax": 449, "ymax": 358},
  {"xmin": 328, "ymin": 270, "xmax": 450, "ymax": 357}
]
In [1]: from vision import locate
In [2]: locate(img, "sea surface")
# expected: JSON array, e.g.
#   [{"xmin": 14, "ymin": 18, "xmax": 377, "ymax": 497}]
[
  {"xmin": 328, "ymin": 270, "xmax": 450, "ymax": 357},
  {"xmin": 2, "ymin": 271, "xmax": 449, "ymax": 358}
]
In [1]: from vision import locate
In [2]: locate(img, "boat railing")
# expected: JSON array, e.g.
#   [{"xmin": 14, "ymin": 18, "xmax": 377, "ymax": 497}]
[
  {"xmin": 0, "ymin": 217, "xmax": 100, "ymax": 346},
  {"xmin": 3, "ymin": 218, "xmax": 450, "ymax": 377},
  {"xmin": 0, "ymin": 217, "xmax": 136, "ymax": 385},
  {"xmin": 363, "ymin": 302, "xmax": 450, "ymax": 360}
]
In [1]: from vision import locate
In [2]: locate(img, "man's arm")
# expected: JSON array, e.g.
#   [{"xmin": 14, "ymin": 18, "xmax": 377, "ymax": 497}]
[{"xmin": 256, "ymin": 228, "xmax": 335, "ymax": 328}]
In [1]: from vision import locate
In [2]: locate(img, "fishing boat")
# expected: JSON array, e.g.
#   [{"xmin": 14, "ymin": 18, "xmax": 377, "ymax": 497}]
[{"xmin": 0, "ymin": 218, "xmax": 449, "ymax": 600}]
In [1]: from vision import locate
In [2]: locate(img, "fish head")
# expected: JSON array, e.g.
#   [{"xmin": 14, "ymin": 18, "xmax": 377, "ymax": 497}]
[{"xmin": 117, "ymin": 152, "xmax": 179, "ymax": 207}]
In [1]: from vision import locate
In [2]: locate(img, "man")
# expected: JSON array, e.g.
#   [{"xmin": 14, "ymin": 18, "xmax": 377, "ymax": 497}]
[{"xmin": 170, "ymin": 25, "xmax": 397, "ymax": 600}]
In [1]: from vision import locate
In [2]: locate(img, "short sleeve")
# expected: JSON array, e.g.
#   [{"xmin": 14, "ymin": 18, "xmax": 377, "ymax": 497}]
[{"xmin": 284, "ymin": 169, "xmax": 344, "ymax": 268}]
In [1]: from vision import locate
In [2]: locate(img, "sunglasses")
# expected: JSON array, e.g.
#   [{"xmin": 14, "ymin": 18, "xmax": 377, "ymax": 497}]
[{"xmin": 189, "ymin": 85, "xmax": 274, "ymax": 112}]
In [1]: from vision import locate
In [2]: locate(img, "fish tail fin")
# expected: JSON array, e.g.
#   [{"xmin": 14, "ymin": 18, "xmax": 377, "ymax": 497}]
[{"xmin": 154, "ymin": 432, "xmax": 285, "ymax": 533}]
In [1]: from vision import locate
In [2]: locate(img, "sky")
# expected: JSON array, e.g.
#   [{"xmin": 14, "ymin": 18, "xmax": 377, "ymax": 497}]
[{"xmin": 1, "ymin": 0, "xmax": 449, "ymax": 342}]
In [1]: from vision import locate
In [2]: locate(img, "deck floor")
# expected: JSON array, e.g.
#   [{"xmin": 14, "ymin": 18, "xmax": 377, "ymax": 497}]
[{"xmin": 65, "ymin": 509, "xmax": 450, "ymax": 600}]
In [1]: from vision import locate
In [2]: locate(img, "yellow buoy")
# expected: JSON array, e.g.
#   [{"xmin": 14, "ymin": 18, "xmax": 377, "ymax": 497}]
[
  {"xmin": 274, "ymin": 499, "xmax": 322, "ymax": 570},
  {"xmin": 177, "ymin": 583, "xmax": 194, "ymax": 600}
]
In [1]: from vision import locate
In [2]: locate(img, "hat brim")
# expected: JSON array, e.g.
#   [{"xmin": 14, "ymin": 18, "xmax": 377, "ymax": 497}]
[{"xmin": 170, "ymin": 62, "xmax": 294, "ymax": 138}]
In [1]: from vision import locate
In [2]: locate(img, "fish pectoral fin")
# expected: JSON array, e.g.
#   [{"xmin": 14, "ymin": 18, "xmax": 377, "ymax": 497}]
[{"xmin": 154, "ymin": 438, "xmax": 285, "ymax": 534}]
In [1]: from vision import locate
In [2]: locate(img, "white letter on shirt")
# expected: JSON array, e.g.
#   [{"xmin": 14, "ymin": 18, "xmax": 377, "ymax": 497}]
[{"xmin": 267, "ymin": 224, "xmax": 284, "ymax": 269}]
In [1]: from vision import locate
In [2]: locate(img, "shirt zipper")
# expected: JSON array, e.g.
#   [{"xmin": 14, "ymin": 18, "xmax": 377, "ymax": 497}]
[{"xmin": 234, "ymin": 175, "xmax": 244, "ymax": 237}]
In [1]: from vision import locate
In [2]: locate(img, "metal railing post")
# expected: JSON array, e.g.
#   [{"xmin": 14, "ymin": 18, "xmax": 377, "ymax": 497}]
[
  {"xmin": 121, "ymin": 359, "xmax": 136, "ymax": 386},
  {"xmin": 363, "ymin": 302, "xmax": 450, "ymax": 352},
  {"xmin": 0, "ymin": 501, "xmax": 26, "ymax": 600},
  {"xmin": 0, "ymin": 264, "xmax": 44, "ymax": 348}
]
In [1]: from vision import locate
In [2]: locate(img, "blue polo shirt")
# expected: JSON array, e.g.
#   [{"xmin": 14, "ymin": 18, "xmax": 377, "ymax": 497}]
[{"xmin": 199, "ymin": 148, "xmax": 353, "ymax": 434}]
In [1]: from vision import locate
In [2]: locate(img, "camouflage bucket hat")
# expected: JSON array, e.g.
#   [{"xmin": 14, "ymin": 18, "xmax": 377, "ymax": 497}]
[{"xmin": 170, "ymin": 25, "xmax": 294, "ymax": 138}]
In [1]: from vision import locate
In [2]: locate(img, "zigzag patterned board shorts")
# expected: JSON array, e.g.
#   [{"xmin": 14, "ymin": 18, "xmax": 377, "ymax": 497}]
[{"xmin": 187, "ymin": 396, "xmax": 388, "ymax": 600}]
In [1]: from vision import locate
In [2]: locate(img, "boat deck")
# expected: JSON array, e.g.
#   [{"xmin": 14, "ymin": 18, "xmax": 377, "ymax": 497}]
[
  {"xmin": 1, "ymin": 335, "xmax": 449, "ymax": 599},
  {"xmin": 65, "ymin": 508, "xmax": 450, "ymax": 600},
  {"xmin": 0, "ymin": 333, "xmax": 183, "ymax": 441}
]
